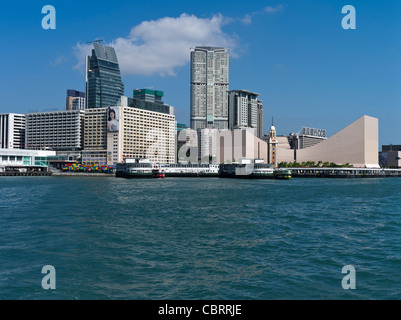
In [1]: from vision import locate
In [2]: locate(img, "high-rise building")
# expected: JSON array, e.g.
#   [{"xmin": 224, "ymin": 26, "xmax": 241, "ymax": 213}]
[
  {"xmin": 0, "ymin": 113, "xmax": 25, "ymax": 149},
  {"xmin": 66, "ymin": 89, "xmax": 85, "ymax": 110},
  {"xmin": 82, "ymin": 96, "xmax": 176, "ymax": 166},
  {"xmin": 257, "ymin": 101, "xmax": 263, "ymax": 139},
  {"xmin": 85, "ymin": 41, "xmax": 124, "ymax": 109},
  {"xmin": 25, "ymin": 110, "xmax": 85, "ymax": 151},
  {"xmin": 190, "ymin": 46, "xmax": 229, "ymax": 130},
  {"xmin": 228, "ymin": 90, "xmax": 263, "ymax": 138}
]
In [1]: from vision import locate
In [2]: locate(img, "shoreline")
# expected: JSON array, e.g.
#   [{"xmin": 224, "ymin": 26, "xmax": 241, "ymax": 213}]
[
  {"xmin": 2, "ymin": 167, "xmax": 401, "ymax": 178},
  {"xmin": 52, "ymin": 172, "xmax": 115, "ymax": 177}
]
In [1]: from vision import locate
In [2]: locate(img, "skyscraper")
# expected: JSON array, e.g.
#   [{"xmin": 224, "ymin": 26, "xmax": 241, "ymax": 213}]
[
  {"xmin": 190, "ymin": 46, "xmax": 229, "ymax": 130},
  {"xmin": 228, "ymin": 90, "xmax": 263, "ymax": 138},
  {"xmin": 85, "ymin": 41, "xmax": 124, "ymax": 109}
]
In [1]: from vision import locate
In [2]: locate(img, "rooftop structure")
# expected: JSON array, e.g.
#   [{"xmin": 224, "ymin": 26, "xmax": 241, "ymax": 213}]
[{"xmin": 134, "ymin": 89, "xmax": 164, "ymax": 104}]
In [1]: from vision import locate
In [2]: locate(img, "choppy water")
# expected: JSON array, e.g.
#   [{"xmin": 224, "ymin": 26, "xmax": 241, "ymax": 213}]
[{"xmin": 1, "ymin": 176, "xmax": 401, "ymax": 300}]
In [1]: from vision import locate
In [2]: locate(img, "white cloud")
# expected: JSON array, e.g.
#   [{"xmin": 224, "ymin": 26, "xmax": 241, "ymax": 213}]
[
  {"xmin": 239, "ymin": 5, "xmax": 285, "ymax": 26},
  {"xmin": 72, "ymin": 42, "xmax": 92, "ymax": 72},
  {"xmin": 50, "ymin": 55, "xmax": 68, "ymax": 67},
  {"xmin": 240, "ymin": 14, "xmax": 253, "ymax": 25},
  {"xmin": 264, "ymin": 5, "xmax": 284, "ymax": 14},
  {"xmin": 73, "ymin": 13, "xmax": 237, "ymax": 77}
]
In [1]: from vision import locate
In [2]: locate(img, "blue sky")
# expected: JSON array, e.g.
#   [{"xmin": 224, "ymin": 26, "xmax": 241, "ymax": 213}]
[{"xmin": 1, "ymin": 0, "xmax": 400, "ymax": 147}]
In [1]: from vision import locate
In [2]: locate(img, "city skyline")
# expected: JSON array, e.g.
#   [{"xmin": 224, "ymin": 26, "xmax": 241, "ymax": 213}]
[{"xmin": 0, "ymin": 0, "xmax": 400, "ymax": 147}]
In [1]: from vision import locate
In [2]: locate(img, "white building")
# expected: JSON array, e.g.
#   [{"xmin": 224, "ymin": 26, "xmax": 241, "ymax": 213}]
[
  {"xmin": 277, "ymin": 115, "xmax": 379, "ymax": 168},
  {"xmin": 0, "ymin": 113, "xmax": 25, "ymax": 149},
  {"xmin": 25, "ymin": 110, "xmax": 85, "ymax": 151},
  {"xmin": 195, "ymin": 127, "xmax": 268, "ymax": 164},
  {"xmin": 0, "ymin": 149, "xmax": 56, "ymax": 170},
  {"xmin": 190, "ymin": 46, "xmax": 229, "ymax": 130},
  {"xmin": 83, "ymin": 96, "xmax": 176, "ymax": 166}
]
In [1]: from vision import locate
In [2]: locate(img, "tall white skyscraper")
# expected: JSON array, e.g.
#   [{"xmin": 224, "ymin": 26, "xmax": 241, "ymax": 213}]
[{"xmin": 190, "ymin": 46, "xmax": 229, "ymax": 130}]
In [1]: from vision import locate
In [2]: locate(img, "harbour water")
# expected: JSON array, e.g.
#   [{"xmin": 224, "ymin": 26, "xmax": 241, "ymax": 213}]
[{"xmin": 1, "ymin": 176, "xmax": 401, "ymax": 300}]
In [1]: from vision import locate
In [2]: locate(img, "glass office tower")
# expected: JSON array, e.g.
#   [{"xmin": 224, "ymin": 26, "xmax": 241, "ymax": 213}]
[{"xmin": 85, "ymin": 41, "xmax": 124, "ymax": 109}]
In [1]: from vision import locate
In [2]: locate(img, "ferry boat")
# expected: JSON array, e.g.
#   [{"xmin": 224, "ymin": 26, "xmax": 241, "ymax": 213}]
[
  {"xmin": 116, "ymin": 158, "xmax": 293, "ymax": 180},
  {"xmin": 274, "ymin": 168, "xmax": 292, "ymax": 180},
  {"xmin": 163, "ymin": 163, "xmax": 219, "ymax": 177},
  {"xmin": 152, "ymin": 169, "xmax": 165, "ymax": 178},
  {"xmin": 116, "ymin": 160, "xmax": 154, "ymax": 178},
  {"xmin": 152, "ymin": 165, "xmax": 165, "ymax": 178},
  {"xmin": 220, "ymin": 163, "xmax": 277, "ymax": 179},
  {"xmin": 116, "ymin": 159, "xmax": 219, "ymax": 178}
]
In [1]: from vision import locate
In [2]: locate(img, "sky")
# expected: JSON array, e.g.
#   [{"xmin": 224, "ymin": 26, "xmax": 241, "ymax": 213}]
[{"xmin": 0, "ymin": 0, "xmax": 400, "ymax": 147}]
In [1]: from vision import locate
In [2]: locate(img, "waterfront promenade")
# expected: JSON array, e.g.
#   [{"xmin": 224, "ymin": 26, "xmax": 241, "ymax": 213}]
[
  {"xmin": 288, "ymin": 167, "xmax": 401, "ymax": 178},
  {"xmin": 2, "ymin": 165, "xmax": 401, "ymax": 178}
]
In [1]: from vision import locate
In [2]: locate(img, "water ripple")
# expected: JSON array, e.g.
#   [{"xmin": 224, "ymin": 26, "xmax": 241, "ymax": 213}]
[{"xmin": 1, "ymin": 177, "xmax": 401, "ymax": 299}]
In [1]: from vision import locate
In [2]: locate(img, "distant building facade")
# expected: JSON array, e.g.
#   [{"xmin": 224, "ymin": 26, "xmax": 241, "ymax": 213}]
[
  {"xmin": 190, "ymin": 46, "xmax": 229, "ymax": 130},
  {"xmin": 267, "ymin": 125, "xmax": 278, "ymax": 168},
  {"xmin": 176, "ymin": 123, "xmax": 188, "ymax": 132},
  {"xmin": 228, "ymin": 90, "xmax": 263, "ymax": 138},
  {"xmin": 134, "ymin": 89, "xmax": 164, "ymax": 104},
  {"xmin": 25, "ymin": 110, "xmax": 85, "ymax": 151},
  {"xmin": 82, "ymin": 107, "xmax": 108, "ymax": 165},
  {"xmin": 128, "ymin": 88, "xmax": 174, "ymax": 118},
  {"xmin": 0, "ymin": 113, "xmax": 25, "ymax": 149},
  {"xmin": 195, "ymin": 128, "xmax": 267, "ymax": 164},
  {"xmin": 382, "ymin": 145, "xmax": 401, "ymax": 152},
  {"xmin": 83, "ymin": 96, "xmax": 176, "ymax": 166},
  {"xmin": 85, "ymin": 41, "xmax": 124, "ymax": 109},
  {"xmin": 0, "ymin": 149, "xmax": 56, "ymax": 169},
  {"xmin": 379, "ymin": 145, "xmax": 401, "ymax": 168},
  {"xmin": 257, "ymin": 101, "xmax": 263, "ymax": 139},
  {"xmin": 380, "ymin": 145, "xmax": 401, "ymax": 168},
  {"xmin": 276, "ymin": 115, "xmax": 379, "ymax": 168},
  {"xmin": 66, "ymin": 89, "xmax": 85, "ymax": 110}
]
